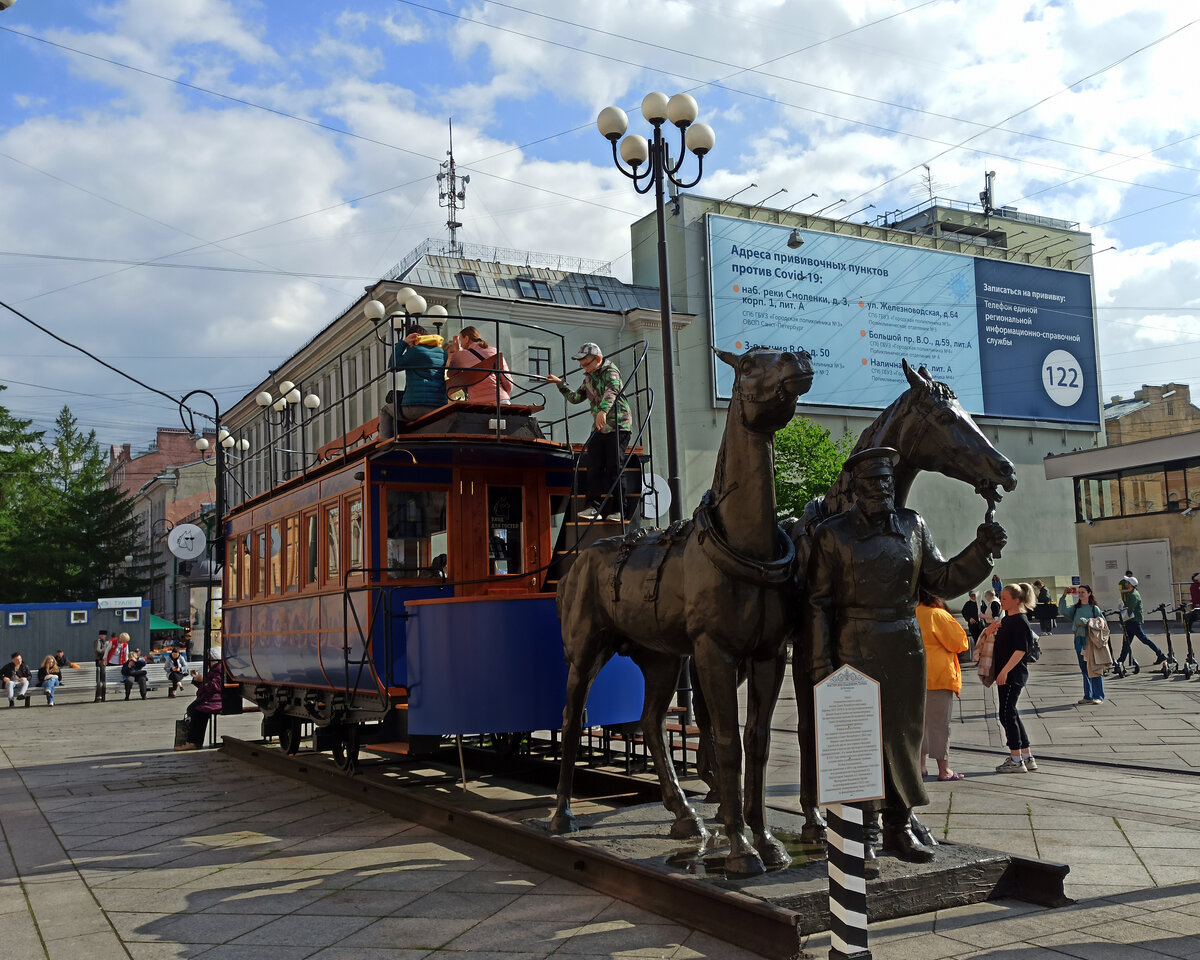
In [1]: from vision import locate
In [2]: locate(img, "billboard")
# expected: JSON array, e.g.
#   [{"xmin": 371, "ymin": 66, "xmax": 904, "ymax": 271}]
[{"xmin": 707, "ymin": 214, "xmax": 1100, "ymax": 425}]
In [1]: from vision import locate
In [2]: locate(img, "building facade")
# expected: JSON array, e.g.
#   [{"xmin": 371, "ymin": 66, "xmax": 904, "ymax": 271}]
[
  {"xmin": 634, "ymin": 192, "xmax": 1103, "ymax": 591},
  {"xmin": 1044, "ymin": 431, "xmax": 1200, "ymax": 612},
  {"xmin": 129, "ymin": 458, "xmax": 217, "ymax": 625},
  {"xmin": 108, "ymin": 427, "xmax": 216, "ymax": 496},
  {"xmin": 1104, "ymin": 383, "xmax": 1200, "ymax": 446}
]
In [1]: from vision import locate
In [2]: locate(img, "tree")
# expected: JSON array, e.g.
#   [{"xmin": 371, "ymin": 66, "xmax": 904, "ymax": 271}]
[
  {"xmin": 41, "ymin": 407, "xmax": 158, "ymax": 600},
  {"xmin": 0, "ymin": 386, "xmax": 50, "ymax": 595},
  {"xmin": 1, "ymin": 404, "xmax": 158, "ymax": 601},
  {"xmin": 773, "ymin": 416, "xmax": 857, "ymax": 520}
]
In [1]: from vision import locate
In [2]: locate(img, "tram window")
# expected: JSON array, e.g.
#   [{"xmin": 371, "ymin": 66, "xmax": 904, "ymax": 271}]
[
  {"xmin": 285, "ymin": 515, "xmax": 299, "ymax": 592},
  {"xmin": 227, "ymin": 541, "xmax": 238, "ymax": 599},
  {"xmin": 487, "ymin": 485, "xmax": 524, "ymax": 576},
  {"xmin": 348, "ymin": 498, "xmax": 363, "ymax": 575},
  {"xmin": 325, "ymin": 505, "xmax": 341, "ymax": 582},
  {"xmin": 256, "ymin": 531, "xmax": 266, "ymax": 596},
  {"xmin": 240, "ymin": 535, "xmax": 252, "ymax": 599},
  {"xmin": 304, "ymin": 513, "xmax": 318, "ymax": 585},
  {"xmin": 386, "ymin": 489, "xmax": 448, "ymax": 577},
  {"xmin": 269, "ymin": 522, "xmax": 282, "ymax": 594}
]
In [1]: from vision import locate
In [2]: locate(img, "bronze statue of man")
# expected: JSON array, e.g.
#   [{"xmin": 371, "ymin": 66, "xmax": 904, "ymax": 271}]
[{"xmin": 805, "ymin": 447, "xmax": 1006, "ymax": 862}]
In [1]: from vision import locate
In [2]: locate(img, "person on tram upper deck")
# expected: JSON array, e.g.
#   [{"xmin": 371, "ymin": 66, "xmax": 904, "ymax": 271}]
[
  {"xmin": 446, "ymin": 325, "xmax": 512, "ymax": 404},
  {"xmin": 380, "ymin": 326, "xmax": 447, "ymax": 438}
]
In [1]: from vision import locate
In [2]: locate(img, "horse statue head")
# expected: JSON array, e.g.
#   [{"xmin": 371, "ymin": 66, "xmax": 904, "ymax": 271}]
[
  {"xmin": 715, "ymin": 347, "xmax": 815, "ymax": 435},
  {"xmin": 886, "ymin": 358, "xmax": 1018, "ymax": 505}
]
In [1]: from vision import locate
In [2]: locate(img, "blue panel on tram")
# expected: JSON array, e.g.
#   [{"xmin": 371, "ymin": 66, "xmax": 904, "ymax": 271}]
[{"xmin": 405, "ymin": 596, "xmax": 643, "ymax": 735}]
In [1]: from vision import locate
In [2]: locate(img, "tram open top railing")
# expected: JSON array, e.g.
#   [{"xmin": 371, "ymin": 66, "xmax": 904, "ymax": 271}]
[{"xmin": 222, "ymin": 313, "xmax": 656, "ymax": 515}]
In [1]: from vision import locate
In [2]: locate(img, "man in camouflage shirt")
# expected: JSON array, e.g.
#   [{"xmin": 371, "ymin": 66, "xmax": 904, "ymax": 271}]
[{"xmin": 547, "ymin": 342, "xmax": 632, "ymax": 522}]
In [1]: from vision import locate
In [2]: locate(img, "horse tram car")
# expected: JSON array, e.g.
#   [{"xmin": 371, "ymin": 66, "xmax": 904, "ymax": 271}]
[{"xmin": 218, "ymin": 314, "xmax": 651, "ymax": 773}]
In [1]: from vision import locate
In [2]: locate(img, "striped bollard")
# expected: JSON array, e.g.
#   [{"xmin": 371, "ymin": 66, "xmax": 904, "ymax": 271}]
[{"xmin": 826, "ymin": 802, "xmax": 870, "ymax": 960}]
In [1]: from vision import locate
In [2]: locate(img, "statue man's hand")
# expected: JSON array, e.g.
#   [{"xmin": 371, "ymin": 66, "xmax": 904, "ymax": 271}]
[{"xmin": 976, "ymin": 521, "xmax": 1008, "ymax": 555}]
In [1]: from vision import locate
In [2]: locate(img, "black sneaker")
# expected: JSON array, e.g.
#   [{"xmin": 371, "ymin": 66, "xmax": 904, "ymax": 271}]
[{"xmin": 1154, "ymin": 655, "xmax": 1167, "ymax": 664}]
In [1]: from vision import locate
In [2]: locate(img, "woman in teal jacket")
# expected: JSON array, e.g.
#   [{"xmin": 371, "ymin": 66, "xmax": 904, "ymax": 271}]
[
  {"xmin": 380, "ymin": 326, "xmax": 447, "ymax": 436},
  {"xmin": 1069, "ymin": 584, "xmax": 1105, "ymax": 704}
]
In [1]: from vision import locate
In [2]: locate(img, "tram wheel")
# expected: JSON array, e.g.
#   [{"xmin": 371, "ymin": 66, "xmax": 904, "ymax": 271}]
[
  {"xmin": 279, "ymin": 718, "xmax": 303, "ymax": 756},
  {"xmin": 333, "ymin": 724, "xmax": 362, "ymax": 776}
]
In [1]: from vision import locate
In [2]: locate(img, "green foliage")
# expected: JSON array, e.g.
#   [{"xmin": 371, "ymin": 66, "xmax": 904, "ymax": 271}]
[
  {"xmin": 774, "ymin": 416, "xmax": 857, "ymax": 520},
  {"xmin": 0, "ymin": 402, "xmax": 158, "ymax": 601}
]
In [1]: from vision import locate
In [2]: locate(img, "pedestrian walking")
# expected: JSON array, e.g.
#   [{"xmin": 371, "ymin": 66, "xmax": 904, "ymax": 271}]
[{"xmin": 1116, "ymin": 577, "xmax": 1166, "ymax": 667}]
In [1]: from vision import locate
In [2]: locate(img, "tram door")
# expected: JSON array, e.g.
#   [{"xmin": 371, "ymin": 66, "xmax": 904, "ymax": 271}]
[{"xmin": 456, "ymin": 468, "xmax": 547, "ymax": 596}]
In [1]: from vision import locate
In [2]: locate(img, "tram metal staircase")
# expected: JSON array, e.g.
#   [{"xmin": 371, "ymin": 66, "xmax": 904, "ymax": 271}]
[{"xmin": 543, "ymin": 447, "xmax": 646, "ymax": 593}]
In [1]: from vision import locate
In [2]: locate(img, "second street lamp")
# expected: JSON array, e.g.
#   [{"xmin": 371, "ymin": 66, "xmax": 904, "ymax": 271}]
[{"xmin": 598, "ymin": 92, "xmax": 714, "ymax": 524}]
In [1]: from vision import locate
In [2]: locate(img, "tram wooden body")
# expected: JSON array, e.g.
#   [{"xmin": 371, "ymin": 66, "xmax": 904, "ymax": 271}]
[{"xmin": 220, "ymin": 396, "xmax": 646, "ymax": 765}]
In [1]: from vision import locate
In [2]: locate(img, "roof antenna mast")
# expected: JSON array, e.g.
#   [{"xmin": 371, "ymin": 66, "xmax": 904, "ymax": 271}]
[{"xmin": 437, "ymin": 118, "xmax": 469, "ymax": 256}]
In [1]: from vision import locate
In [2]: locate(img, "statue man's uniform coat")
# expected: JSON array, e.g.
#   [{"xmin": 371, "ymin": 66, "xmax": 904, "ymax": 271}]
[{"xmin": 806, "ymin": 505, "xmax": 994, "ymax": 817}]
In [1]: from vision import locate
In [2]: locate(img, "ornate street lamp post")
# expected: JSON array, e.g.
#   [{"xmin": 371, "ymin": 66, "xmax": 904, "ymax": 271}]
[{"xmin": 598, "ymin": 93, "xmax": 714, "ymax": 524}]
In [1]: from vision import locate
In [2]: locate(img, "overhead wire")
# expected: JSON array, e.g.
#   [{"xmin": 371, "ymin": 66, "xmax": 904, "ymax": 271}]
[
  {"xmin": 451, "ymin": 0, "xmax": 1200, "ymax": 181},
  {"xmin": 843, "ymin": 16, "xmax": 1200, "ymax": 205}
]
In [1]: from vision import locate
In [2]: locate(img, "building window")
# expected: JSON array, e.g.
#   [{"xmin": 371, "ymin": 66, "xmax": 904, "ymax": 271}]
[
  {"xmin": 584, "ymin": 285, "xmax": 604, "ymax": 307},
  {"xmin": 70, "ymin": 610, "xmax": 88, "ymax": 625},
  {"xmin": 529, "ymin": 346, "xmax": 551, "ymax": 378},
  {"xmin": 1120, "ymin": 468, "xmax": 1167, "ymax": 516},
  {"xmin": 1076, "ymin": 474, "xmax": 1121, "ymax": 522},
  {"xmin": 122, "ymin": 609, "xmax": 140, "ymax": 623},
  {"xmin": 457, "ymin": 272, "xmax": 480, "ymax": 292},
  {"xmin": 516, "ymin": 278, "xmax": 553, "ymax": 300},
  {"xmin": 7, "ymin": 612, "xmax": 27, "ymax": 627}
]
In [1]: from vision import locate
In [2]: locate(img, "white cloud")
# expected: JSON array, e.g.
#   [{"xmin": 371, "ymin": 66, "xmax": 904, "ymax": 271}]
[{"xmin": 3, "ymin": 0, "xmax": 1200, "ymax": 443}]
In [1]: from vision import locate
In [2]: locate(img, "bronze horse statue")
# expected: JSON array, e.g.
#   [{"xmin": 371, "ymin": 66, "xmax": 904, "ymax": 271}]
[
  {"xmin": 788, "ymin": 359, "xmax": 1018, "ymax": 840},
  {"xmin": 552, "ymin": 347, "xmax": 814, "ymax": 876}
]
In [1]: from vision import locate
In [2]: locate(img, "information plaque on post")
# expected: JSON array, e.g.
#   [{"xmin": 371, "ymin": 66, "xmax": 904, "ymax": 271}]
[
  {"xmin": 814, "ymin": 665, "xmax": 884, "ymax": 806},
  {"xmin": 814, "ymin": 665, "xmax": 884, "ymax": 960}
]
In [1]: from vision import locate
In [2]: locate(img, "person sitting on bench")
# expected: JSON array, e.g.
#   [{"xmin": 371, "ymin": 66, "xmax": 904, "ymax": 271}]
[
  {"xmin": 174, "ymin": 647, "xmax": 224, "ymax": 751},
  {"xmin": 2, "ymin": 652, "xmax": 31, "ymax": 706},
  {"xmin": 121, "ymin": 651, "xmax": 150, "ymax": 700}
]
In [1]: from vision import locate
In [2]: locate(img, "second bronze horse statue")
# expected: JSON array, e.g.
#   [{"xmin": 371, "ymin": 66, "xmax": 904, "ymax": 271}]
[{"xmin": 552, "ymin": 347, "xmax": 814, "ymax": 876}]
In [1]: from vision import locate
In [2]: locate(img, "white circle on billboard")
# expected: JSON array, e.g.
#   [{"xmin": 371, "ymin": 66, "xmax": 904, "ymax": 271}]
[
  {"xmin": 168, "ymin": 523, "xmax": 208, "ymax": 561},
  {"xmin": 1041, "ymin": 349, "xmax": 1084, "ymax": 408}
]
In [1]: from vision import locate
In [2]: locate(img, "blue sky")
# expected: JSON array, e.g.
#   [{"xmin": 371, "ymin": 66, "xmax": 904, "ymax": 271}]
[{"xmin": 2, "ymin": 0, "xmax": 1200, "ymax": 446}]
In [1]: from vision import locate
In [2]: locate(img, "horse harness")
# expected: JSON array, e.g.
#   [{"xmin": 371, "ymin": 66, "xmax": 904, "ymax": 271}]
[{"xmin": 608, "ymin": 491, "xmax": 796, "ymax": 604}]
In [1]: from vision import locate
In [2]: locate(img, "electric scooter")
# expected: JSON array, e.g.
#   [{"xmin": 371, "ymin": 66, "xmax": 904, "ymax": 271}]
[
  {"xmin": 1104, "ymin": 607, "xmax": 1139, "ymax": 677},
  {"xmin": 1152, "ymin": 603, "xmax": 1180, "ymax": 677},
  {"xmin": 1172, "ymin": 603, "xmax": 1198, "ymax": 679}
]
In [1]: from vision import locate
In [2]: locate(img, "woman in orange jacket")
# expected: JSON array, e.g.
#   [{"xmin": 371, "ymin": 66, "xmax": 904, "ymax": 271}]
[{"xmin": 917, "ymin": 588, "xmax": 970, "ymax": 781}]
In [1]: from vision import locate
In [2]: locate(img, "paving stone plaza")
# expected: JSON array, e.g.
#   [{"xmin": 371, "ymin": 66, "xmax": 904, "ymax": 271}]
[{"xmin": 4, "ymin": 627, "xmax": 1200, "ymax": 959}]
